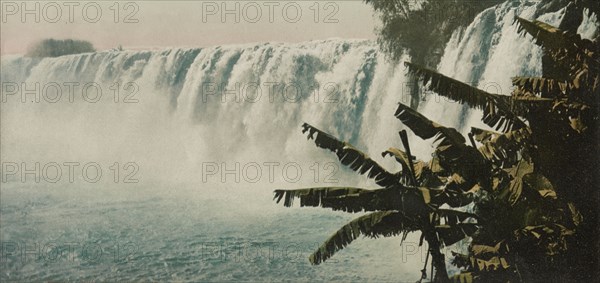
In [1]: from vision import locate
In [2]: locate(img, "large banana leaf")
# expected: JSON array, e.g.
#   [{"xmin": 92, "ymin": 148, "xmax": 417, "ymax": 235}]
[
  {"xmin": 395, "ymin": 103, "xmax": 467, "ymax": 173},
  {"xmin": 309, "ymin": 211, "xmax": 419, "ymax": 264},
  {"xmin": 395, "ymin": 103, "xmax": 490, "ymax": 183},
  {"xmin": 273, "ymin": 187, "xmax": 400, "ymax": 212},
  {"xmin": 301, "ymin": 123, "xmax": 401, "ymax": 188},
  {"xmin": 403, "ymin": 62, "xmax": 527, "ymax": 132},
  {"xmin": 515, "ymin": 17, "xmax": 599, "ymax": 68},
  {"xmin": 274, "ymin": 186, "xmax": 433, "ymax": 214},
  {"xmin": 514, "ymin": 17, "xmax": 600, "ymax": 93},
  {"xmin": 382, "ymin": 147, "xmax": 445, "ymax": 187},
  {"xmin": 395, "ymin": 103, "xmax": 466, "ymax": 146},
  {"xmin": 512, "ymin": 76, "xmax": 597, "ymax": 113},
  {"xmin": 308, "ymin": 208, "xmax": 478, "ymax": 264},
  {"xmin": 512, "ymin": 76, "xmax": 570, "ymax": 98},
  {"xmin": 274, "ymin": 187, "xmax": 368, "ymax": 207}
]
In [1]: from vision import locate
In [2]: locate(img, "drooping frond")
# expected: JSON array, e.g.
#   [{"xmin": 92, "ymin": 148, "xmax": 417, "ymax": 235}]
[
  {"xmin": 274, "ymin": 185, "xmax": 435, "ymax": 214},
  {"xmin": 301, "ymin": 123, "xmax": 401, "ymax": 187},
  {"xmin": 274, "ymin": 187, "xmax": 368, "ymax": 207},
  {"xmin": 511, "ymin": 75, "xmax": 597, "ymax": 133},
  {"xmin": 404, "ymin": 62, "xmax": 527, "ymax": 131},
  {"xmin": 394, "ymin": 103, "xmax": 466, "ymax": 146},
  {"xmin": 404, "ymin": 62, "xmax": 491, "ymax": 109},
  {"xmin": 514, "ymin": 17, "xmax": 600, "ymax": 92},
  {"xmin": 395, "ymin": 103, "xmax": 491, "ymax": 185},
  {"xmin": 382, "ymin": 147, "xmax": 445, "ymax": 187},
  {"xmin": 512, "ymin": 76, "xmax": 597, "ymax": 108},
  {"xmin": 512, "ymin": 76, "xmax": 570, "ymax": 99},
  {"xmin": 515, "ymin": 17, "xmax": 600, "ymax": 67},
  {"xmin": 309, "ymin": 211, "xmax": 420, "ymax": 264},
  {"xmin": 273, "ymin": 187, "xmax": 402, "ymax": 213}
]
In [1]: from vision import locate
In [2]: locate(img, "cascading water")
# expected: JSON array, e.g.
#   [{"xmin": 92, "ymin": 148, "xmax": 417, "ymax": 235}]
[
  {"xmin": 1, "ymin": 1, "xmax": 597, "ymax": 281},
  {"xmin": 414, "ymin": 1, "xmax": 592, "ymax": 157}
]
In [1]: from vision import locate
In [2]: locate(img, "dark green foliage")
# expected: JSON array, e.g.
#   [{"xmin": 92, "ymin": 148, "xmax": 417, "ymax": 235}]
[
  {"xmin": 403, "ymin": 18, "xmax": 599, "ymax": 282},
  {"xmin": 301, "ymin": 123, "xmax": 402, "ymax": 187},
  {"xmin": 364, "ymin": 0, "xmax": 504, "ymax": 65},
  {"xmin": 273, "ymin": 3, "xmax": 599, "ymax": 282},
  {"xmin": 26, "ymin": 38, "xmax": 95, "ymax": 58}
]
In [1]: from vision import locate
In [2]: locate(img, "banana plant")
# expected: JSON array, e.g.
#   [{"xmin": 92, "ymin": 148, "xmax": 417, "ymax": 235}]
[
  {"xmin": 274, "ymin": 122, "xmax": 480, "ymax": 282},
  {"xmin": 273, "ymin": 13, "xmax": 598, "ymax": 283}
]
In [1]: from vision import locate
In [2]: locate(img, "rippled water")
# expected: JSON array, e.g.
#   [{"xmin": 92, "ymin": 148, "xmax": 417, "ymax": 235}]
[{"xmin": 1, "ymin": 183, "xmax": 427, "ymax": 282}]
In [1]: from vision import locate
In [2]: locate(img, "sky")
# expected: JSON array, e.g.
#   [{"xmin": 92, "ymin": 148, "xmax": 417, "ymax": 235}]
[{"xmin": 0, "ymin": 1, "xmax": 378, "ymax": 55}]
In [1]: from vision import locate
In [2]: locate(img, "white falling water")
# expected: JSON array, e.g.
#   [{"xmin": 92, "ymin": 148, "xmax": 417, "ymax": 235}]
[{"xmin": 0, "ymin": 1, "xmax": 596, "ymax": 281}]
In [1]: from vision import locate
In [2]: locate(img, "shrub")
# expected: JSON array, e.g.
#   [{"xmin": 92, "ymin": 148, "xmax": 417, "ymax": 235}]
[{"xmin": 25, "ymin": 38, "xmax": 95, "ymax": 58}]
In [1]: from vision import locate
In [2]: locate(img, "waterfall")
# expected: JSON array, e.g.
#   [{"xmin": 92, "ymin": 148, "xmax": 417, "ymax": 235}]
[{"xmin": 1, "ymin": 0, "xmax": 597, "ymax": 281}]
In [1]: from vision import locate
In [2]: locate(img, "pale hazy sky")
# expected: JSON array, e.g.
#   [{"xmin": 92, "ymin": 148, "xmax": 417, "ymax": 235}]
[{"xmin": 1, "ymin": 1, "xmax": 378, "ymax": 55}]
